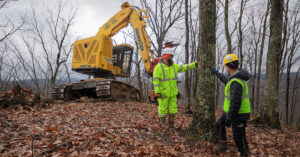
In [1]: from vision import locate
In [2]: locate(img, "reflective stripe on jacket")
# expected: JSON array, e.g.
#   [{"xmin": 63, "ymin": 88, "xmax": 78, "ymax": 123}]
[
  {"xmin": 153, "ymin": 62, "xmax": 196, "ymax": 98},
  {"xmin": 224, "ymin": 78, "xmax": 250, "ymax": 114}
]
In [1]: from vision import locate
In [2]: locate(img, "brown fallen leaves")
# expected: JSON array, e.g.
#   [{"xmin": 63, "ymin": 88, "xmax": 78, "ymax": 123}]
[
  {"xmin": 0, "ymin": 102, "xmax": 299, "ymax": 156},
  {"xmin": 0, "ymin": 84, "xmax": 41, "ymax": 108}
]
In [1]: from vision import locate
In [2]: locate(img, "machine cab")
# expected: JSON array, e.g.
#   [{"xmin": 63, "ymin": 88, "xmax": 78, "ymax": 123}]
[{"xmin": 112, "ymin": 44, "xmax": 134, "ymax": 77}]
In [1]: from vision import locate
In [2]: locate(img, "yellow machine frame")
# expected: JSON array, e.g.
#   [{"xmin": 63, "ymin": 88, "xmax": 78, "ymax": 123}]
[{"xmin": 72, "ymin": 2, "xmax": 155, "ymax": 77}]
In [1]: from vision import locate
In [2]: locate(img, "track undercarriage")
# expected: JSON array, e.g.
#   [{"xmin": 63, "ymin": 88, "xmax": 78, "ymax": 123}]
[{"xmin": 51, "ymin": 78, "xmax": 141, "ymax": 102}]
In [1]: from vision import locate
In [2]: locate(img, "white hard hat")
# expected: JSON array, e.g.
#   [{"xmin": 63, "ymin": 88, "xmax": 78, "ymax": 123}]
[{"xmin": 162, "ymin": 48, "xmax": 174, "ymax": 56}]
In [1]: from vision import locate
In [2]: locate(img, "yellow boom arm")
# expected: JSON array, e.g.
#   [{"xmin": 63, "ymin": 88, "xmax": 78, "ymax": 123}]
[{"xmin": 96, "ymin": 2, "xmax": 155, "ymax": 73}]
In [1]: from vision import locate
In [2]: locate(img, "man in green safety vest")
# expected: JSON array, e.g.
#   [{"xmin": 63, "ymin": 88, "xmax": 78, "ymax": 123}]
[
  {"xmin": 212, "ymin": 54, "xmax": 251, "ymax": 156},
  {"xmin": 153, "ymin": 48, "xmax": 197, "ymax": 130}
]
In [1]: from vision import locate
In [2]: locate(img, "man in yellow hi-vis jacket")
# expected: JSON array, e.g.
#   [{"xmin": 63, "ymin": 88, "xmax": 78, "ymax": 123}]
[{"xmin": 153, "ymin": 48, "xmax": 197, "ymax": 129}]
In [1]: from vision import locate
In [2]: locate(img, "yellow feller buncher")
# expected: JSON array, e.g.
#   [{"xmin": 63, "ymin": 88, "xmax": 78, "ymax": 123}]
[{"xmin": 51, "ymin": 2, "xmax": 157, "ymax": 102}]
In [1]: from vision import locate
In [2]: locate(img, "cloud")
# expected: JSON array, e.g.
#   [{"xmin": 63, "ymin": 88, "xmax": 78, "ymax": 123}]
[
  {"xmin": 1, "ymin": 0, "xmax": 128, "ymax": 38},
  {"xmin": 72, "ymin": 0, "xmax": 125, "ymax": 37}
]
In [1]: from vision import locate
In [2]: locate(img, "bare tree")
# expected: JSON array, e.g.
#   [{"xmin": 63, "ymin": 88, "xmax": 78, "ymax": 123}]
[
  {"xmin": 189, "ymin": 0, "xmax": 217, "ymax": 142},
  {"xmin": 0, "ymin": 44, "xmax": 14, "ymax": 91},
  {"xmin": 255, "ymin": 0, "xmax": 270, "ymax": 113},
  {"xmin": 0, "ymin": 44, "xmax": 7, "ymax": 88},
  {"xmin": 224, "ymin": 0, "xmax": 233, "ymax": 54},
  {"xmin": 64, "ymin": 62, "xmax": 72, "ymax": 84},
  {"xmin": 279, "ymin": 0, "xmax": 290, "ymax": 77},
  {"xmin": 237, "ymin": 0, "xmax": 248, "ymax": 68},
  {"xmin": 283, "ymin": 1, "xmax": 300, "ymax": 125},
  {"xmin": 9, "ymin": 37, "xmax": 42, "ymax": 94},
  {"xmin": 218, "ymin": 0, "xmax": 238, "ymax": 54},
  {"xmin": 131, "ymin": 40, "xmax": 145, "ymax": 101},
  {"xmin": 140, "ymin": 0, "xmax": 184, "ymax": 57},
  {"xmin": 215, "ymin": 0, "xmax": 225, "ymax": 109},
  {"xmin": 0, "ymin": 0, "xmax": 25, "ymax": 42},
  {"xmin": 290, "ymin": 67, "xmax": 300, "ymax": 125},
  {"xmin": 0, "ymin": 0, "xmax": 25, "ymax": 91},
  {"xmin": 184, "ymin": 0, "xmax": 192, "ymax": 111},
  {"xmin": 259, "ymin": 0, "xmax": 283, "ymax": 129},
  {"xmin": 5, "ymin": 55, "xmax": 28, "ymax": 87},
  {"xmin": 28, "ymin": 0, "xmax": 77, "ymax": 91},
  {"xmin": 189, "ymin": 1, "xmax": 199, "ymax": 103},
  {"xmin": 249, "ymin": 8, "xmax": 263, "ymax": 113}
]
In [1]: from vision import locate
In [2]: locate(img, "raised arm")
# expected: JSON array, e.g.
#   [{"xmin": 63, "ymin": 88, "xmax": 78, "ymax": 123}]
[
  {"xmin": 174, "ymin": 62, "xmax": 196, "ymax": 73},
  {"xmin": 212, "ymin": 68, "xmax": 228, "ymax": 84}
]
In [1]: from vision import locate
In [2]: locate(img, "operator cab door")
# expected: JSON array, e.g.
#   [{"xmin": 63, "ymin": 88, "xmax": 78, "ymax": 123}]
[{"xmin": 112, "ymin": 44, "xmax": 134, "ymax": 77}]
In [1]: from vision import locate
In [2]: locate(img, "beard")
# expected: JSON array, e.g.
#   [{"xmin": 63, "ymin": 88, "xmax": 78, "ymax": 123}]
[{"xmin": 167, "ymin": 58, "xmax": 173, "ymax": 65}]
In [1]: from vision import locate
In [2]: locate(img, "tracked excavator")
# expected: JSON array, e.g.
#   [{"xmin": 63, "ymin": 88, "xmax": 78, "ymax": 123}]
[{"xmin": 51, "ymin": 2, "xmax": 157, "ymax": 102}]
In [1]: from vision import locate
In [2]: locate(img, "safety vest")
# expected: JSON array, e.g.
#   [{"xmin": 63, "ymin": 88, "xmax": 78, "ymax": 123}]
[
  {"xmin": 153, "ymin": 62, "xmax": 196, "ymax": 98},
  {"xmin": 223, "ymin": 78, "xmax": 250, "ymax": 114}
]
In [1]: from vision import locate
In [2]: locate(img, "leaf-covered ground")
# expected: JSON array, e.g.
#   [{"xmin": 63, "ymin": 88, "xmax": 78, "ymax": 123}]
[{"xmin": 0, "ymin": 101, "xmax": 300, "ymax": 156}]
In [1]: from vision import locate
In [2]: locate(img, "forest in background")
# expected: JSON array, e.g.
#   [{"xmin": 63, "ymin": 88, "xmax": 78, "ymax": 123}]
[{"xmin": 0, "ymin": 0, "xmax": 299, "ymax": 129}]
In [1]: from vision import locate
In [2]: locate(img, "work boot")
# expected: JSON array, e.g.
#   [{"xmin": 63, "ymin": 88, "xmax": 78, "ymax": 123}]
[
  {"xmin": 215, "ymin": 141, "xmax": 228, "ymax": 152},
  {"xmin": 168, "ymin": 114, "xmax": 176, "ymax": 129},
  {"xmin": 159, "ymin": 116, "xmax": 167, "ymax": 131}
]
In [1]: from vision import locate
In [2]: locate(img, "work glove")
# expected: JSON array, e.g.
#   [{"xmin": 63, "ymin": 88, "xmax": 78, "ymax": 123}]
[
  {"xmin": 155, "ymin": 93, "xmax": 162, "ymax": 99},
  {"xmin": 224, "ymin": 116, "xmax": 231, "ymax": 127},
  {"xmin": 212, "ymin": 68, "xmax": 220, "ymax": 76}
]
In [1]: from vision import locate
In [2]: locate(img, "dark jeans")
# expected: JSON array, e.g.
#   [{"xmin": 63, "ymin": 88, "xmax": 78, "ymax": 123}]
[{"xmin": 216, "ymin": 113, "xmax": 249, "ymax": 154}]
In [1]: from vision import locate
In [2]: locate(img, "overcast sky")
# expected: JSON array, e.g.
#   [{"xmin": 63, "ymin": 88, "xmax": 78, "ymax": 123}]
[
  {"xmin": 71, "ymin": 0, "xmax": 127, "ymax": 37},
  {"xmin": 3, "ymin": 0, "xmax": 131, "ymax": 39}
]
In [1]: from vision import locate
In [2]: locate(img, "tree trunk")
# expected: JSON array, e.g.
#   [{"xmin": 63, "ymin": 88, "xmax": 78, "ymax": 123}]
[
  {"xmin": 290, "ymin": 67, "xmax": 300, "ymax": 125},
  {"xmin": 285, "ymin": 62, "xmax": 291, "ymax": 125},
  {"xmin": 279, "ymin": 0, "xmax": 289, "ymax": 76},
  {"xmin": 259, "ymin": 0, "xmax": 283, "ymax": 129},
  {"xmin": 136, "ymin": 53, "xmax": 144, "ymax": 102},
  {"xmin": 64, "ymin": 62, "xmax": 72, "ymax": 84},
  {"xmin": 238, "ymin": 0, "xmax": 244, "ymax": 69},
  {"xmin": 157, "ymin": 41, "xmax": 163, "ymax": 57},
  {"xmin": 189, "ymin": 0, "xmax": 199, "ymax": 103},
  {"xmin": 184, "ymin": 0, "xmax": 191, "ymax": 110},
  {"xmin": 255, "ymin": 0, "xmax": 270, "ymax": 113},
  {"xmin": 250, "ymin": 12, "xmax": 262, "ymax": 113},
  {"xmin": 224, "ymin": 0, "xmax": 232, "ymax": 54},
  {"xmin": 140, "ymin": 0, "xmax": 184, "ymax": 57},
  {"xmin": 251, "ymin": 51, "xmax": 257, "ymax": 113},
  {"xmin": 284, "ymin": 0, "xmax": 299, "ymax": 125},
  {"xmin": 51, "ymin": 77, "xmax": 56, "ymax": 91},
  {"xmin": 189, "ymin": 0, "xmax": 216, "ymax": 142}
]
